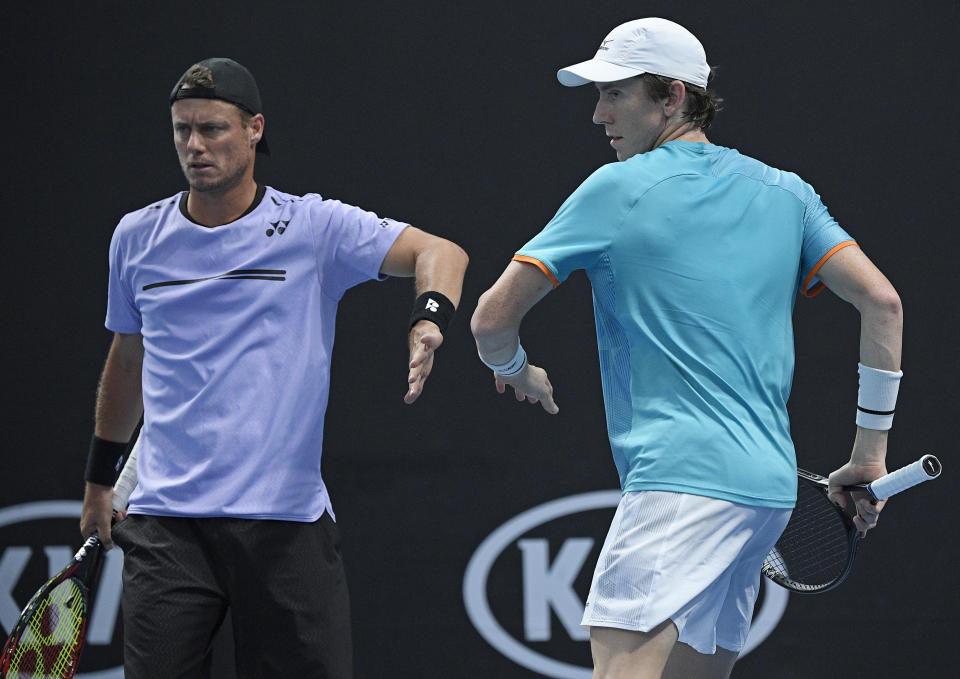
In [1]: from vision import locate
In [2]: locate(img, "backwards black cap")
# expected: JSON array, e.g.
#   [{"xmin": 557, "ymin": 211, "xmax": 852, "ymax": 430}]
[{"xmin": 170, "ymin": 57, "xmax": 270, "ymax": 155}]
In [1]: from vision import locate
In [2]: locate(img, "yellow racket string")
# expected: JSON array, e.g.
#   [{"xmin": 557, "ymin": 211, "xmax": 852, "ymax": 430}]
[{"xmin": 8, "ymin": 579, "xmax": 85, "ymax": 678}]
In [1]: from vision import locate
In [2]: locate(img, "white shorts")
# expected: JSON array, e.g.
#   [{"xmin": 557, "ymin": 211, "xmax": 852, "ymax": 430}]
[{"xmin": 581, "ymin": 490, "xmax": 791, "ymax": 654}]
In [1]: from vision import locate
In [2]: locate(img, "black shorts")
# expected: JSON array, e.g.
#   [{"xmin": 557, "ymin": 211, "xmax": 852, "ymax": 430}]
[{"xmin": 113, "ymin": 512, "xmax": 352, "ymax": 679}]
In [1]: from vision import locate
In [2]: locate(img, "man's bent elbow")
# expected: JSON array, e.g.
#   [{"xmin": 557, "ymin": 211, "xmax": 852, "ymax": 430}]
[
  {"xmin": 433, "ymin": 238, "xmax": 469, "ymax": 270},
  {"xmin": 868, "ymin": 284, "xmax": 903, "ymax": 324},
  {"xmin": 470, "ymin": 297, "xmax": 491, "ymax": 341},
  {"xmin": 470, "ymin": 290, "xmax": 502, "ymax": 342}
]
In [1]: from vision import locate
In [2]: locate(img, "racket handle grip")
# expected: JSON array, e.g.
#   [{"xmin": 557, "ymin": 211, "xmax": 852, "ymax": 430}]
[
  {"xmin": 111, "ymin": 434, "xmax": 141, "ymax": 512},
  {"xmin": 867, "ymin": 454, "xmax": 941, "ymax": 500}
]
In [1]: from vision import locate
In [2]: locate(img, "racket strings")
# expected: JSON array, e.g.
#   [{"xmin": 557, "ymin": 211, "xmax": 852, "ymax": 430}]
[
  {"xmin": 764, "ymin": 482, "xmax": 852, "ymax": 590},
  {"xmin": 7, "ymin": 579, "xmax": 86, "ymax": 678}
]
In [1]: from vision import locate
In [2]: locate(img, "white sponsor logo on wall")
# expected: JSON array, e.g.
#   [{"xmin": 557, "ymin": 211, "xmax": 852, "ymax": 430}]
[{"xmin": 463, "ymin": 491, "xmax": 788, "ymax": 679}]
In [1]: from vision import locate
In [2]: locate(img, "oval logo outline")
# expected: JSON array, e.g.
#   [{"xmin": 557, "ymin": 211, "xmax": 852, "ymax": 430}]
[{"xmin": 463, "ymin": 491, "xmax": 788, "ymax": 678}]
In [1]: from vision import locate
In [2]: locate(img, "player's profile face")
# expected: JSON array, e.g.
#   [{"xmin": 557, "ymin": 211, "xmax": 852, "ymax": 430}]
[
  {"xmin": 171, "ymin": 98, "xmax": 260, "ymax": 194},
  {"xmin": 592, "ymin": 77, "xmax": 666, "ymax": 161}
]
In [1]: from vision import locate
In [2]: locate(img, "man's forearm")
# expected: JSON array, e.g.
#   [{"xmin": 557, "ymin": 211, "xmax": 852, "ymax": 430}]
[
  {"xmin": 858, "ymin": 293, "xmax": 903, "ymax": 371},
  {"xmin": 475, "ymin": 333, "xmax": 521, "ymax": 367},
  {"xmin": 413, "ymin": 239, "xmax": 469, "ymax": 308},
  {"xmin": 472, "ymin": 290, "xmax": 522, "ymax": 366},
  {"xmin": 95, "ymin": 371, "xmax": 143, "ymax": 442},
  {"xmin": 95, "ymin": 335, "xmax": 144, "ymax": 442},
  {"xmin": 852, "ymin": 287, "xmax": 903, "ymax": 464},
  {"xmin": 471, "ymin": 261, "xmax": 555, "ymax": 366}
]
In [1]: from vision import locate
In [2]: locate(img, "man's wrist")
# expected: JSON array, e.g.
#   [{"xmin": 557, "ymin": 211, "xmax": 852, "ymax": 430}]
[
  {"xmin": 849, "ymin": 427, "xmax": 888, "ymax": 465},
  {"xmin": 409, "ymin": 291, "xmax": 455, "ymax": 335},
  {"xmin": 85, "ymin": 480, "xmax": 114, "ymax": 490},
  {"xmin": 85, "ymin": 435, "xmax": 127, "ymax": 486},
  {"xmin": 855, "ymin": 363, "xmax": 902, "ymax": 430},
  {"xmin": 479, "ymin": 341, "xmax": 528, "ymax": 377}
]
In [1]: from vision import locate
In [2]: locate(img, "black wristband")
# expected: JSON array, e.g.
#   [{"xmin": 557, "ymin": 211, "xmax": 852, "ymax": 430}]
[
  {"xmin": 409, "ymin": 291, "xmax": 456, "ymax": 335},
  {"xmin": 85, "ymin": 435, "xmax": 127, "ymax": 486}
]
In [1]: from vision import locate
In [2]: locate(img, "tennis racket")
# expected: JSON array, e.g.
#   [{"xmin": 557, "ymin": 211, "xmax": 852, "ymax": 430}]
[
  {"xmin": 762, "ymin": 454, "xmax": 941, "ymax": 593},
  {"xmin": 0, "ymin": 435, "xmax": 141, "ymax": 679}
]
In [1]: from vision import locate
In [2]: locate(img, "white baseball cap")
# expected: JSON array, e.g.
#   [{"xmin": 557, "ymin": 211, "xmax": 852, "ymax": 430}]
[{"xmin": 557, "ymin": 18, "xmax": 709, "ymax": 88}]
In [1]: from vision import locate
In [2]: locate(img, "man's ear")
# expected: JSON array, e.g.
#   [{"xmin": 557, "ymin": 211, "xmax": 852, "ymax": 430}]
[
  {"xmin": 249, "ymin": 113, "xmax": 265, "ymax": 148},
  {"xmin": 664, "ymin": 80, "xmax": 687, "ymax": 117}
]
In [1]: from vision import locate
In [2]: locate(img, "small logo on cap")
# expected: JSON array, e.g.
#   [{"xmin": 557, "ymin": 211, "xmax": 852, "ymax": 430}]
[{"xmin": 598, "ymin": 39, "xmax": 614, "ymax": 51}]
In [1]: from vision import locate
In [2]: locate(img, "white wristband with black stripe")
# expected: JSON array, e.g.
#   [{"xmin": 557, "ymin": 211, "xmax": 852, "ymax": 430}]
[
  {"xmin": 856, "ymin": 363, "xmax": 902, "ymax": 430},
  {"xmin": 479, "ymin": 341, "xmax": 528, "ymax": 377}
]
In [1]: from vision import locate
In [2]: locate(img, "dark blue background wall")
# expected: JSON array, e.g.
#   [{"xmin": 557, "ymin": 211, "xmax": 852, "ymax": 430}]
[{"xmin": 2, "ymin": 1, "xmax": 957, "ymax": 677}]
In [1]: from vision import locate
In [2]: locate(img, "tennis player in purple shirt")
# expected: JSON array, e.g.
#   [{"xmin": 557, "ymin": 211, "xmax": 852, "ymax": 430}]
[{"xmin": 79, "ymin": 57, "xmax": 468, "ymax": 678}]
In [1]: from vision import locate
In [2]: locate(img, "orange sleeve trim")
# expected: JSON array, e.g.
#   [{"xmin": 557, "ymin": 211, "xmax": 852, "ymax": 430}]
[
  {"xmin": 513, "ymin": 255, "xmax": 560, "ymax": 288},
  {"xmin": 802, "ymin": 240, "xmax": 858, "ymax": 298}
]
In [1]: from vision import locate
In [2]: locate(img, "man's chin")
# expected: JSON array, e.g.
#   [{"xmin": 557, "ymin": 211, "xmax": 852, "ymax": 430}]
[
  {"xmin": 183, "ymin": 165, "xmax": 248, "ymax": 194},
  {"xmin": 188, "ymin": 180, "xmax": 220, "ymax": 193},
  {"xmin": 185, "ymin": 174, "xmax": 230, "ymax": 194}
]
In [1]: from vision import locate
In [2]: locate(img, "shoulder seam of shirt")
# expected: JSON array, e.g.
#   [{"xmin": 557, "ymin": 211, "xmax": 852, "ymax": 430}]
[
  {"xmin": 586, "ymin": 169, "xmax": 711, "ymax": 272},
  {"xmin": 630, "ymin": 171, "xmax": 704, "ymax": 207},
  {"xmin": 710, "ymin": 165, "xmax": 812, "ymax": 212},
  {"xmin": 129, "ymin": 191, "xmax": 185, "ymax": 217},
  {"xmin": 302, "ymin": 195, "xmax": 339, "ymax": 301},
  {"xmin": 612, "ymin": 171, "xmax": 706, "ymax": 234}
]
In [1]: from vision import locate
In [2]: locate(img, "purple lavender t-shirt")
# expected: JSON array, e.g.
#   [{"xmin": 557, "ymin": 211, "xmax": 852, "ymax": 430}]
[{"xmin": 106, "ymin": 187, "xmax": 407, "ymax": 521}]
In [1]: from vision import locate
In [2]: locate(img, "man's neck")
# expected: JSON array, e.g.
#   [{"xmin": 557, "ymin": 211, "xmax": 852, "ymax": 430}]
[
  {"xmin": 654, "ymin": 122, "xmax": 710, "ymax": 150},
  {"xmin": 187, "ymin": 177, "xmax": 259, "ymax": 227}
]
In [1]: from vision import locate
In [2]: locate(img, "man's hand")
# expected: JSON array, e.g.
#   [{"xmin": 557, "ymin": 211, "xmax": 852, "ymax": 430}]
[
  {"xmin": 80, "ymin": 482, "xmax": 116, "ymax": 549},
  {"xmin": 827, "ymin": 460, "xmax": 888, "ymax": 537},
  {"xmin": 405, "ymin": 320, "xmax": 444, "ymax": 404},
  {"xmin": 494, "ymin": 364, "xmax": 559, "ymax": 414}
]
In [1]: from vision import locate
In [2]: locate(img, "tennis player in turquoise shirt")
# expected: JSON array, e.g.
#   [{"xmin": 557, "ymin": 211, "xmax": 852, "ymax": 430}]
[
  {"xmin": 472, "ymin": 17, "xmax": 903, "ymax": 679},
  {"xmin": 515, "ymin": 138, "xmax": 854, "ymax": 510}
]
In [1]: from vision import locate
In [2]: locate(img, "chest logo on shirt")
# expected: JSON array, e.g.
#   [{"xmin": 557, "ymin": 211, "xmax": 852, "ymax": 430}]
[
  {"xmin": 266, "ymin": 220, "xmax": 290, "ymax": 237},
  {"xmin": 143, "ymin": 268, "xmax": 287, "ymax": 291}
]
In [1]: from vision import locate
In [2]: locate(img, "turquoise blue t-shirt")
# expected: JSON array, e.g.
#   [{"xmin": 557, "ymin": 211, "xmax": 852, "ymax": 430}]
[{"xmin": 516, "ymin": 141, "xmax": 855, "ymax": 508}]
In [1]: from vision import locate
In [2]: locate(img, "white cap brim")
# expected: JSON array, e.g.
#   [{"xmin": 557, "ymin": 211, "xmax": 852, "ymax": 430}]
[{"xmin": 557, "ymin": 58, "xmax": 647, "ymax": 87}]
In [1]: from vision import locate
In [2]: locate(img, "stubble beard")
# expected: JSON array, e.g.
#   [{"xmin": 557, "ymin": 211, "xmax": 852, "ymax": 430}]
[{"xmin": 182, "ymin": 155, "xmax": 250, "ymax": 195}]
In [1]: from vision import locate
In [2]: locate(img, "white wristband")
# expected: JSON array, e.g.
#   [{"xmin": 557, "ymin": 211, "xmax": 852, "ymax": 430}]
[
  {"xmin": 856, "ymin": 363, "xmax": 902, "ymax": 430},
  {"xmin": 480, "ymin": 341, "xmax": 528, "ymax": 377}
]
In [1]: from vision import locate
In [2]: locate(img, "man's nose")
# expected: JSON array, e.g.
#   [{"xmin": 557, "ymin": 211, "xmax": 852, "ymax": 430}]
[
  {"xmin": 186, "ymin": 130, "xmax": 205, "ymax": 154},
  {"xmin": 592, "ymin": 100, "xmax": 610, "ymax": 125}
]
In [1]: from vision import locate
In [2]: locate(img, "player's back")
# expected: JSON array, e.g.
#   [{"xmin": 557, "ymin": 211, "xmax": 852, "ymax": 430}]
[
  {"xmin": 588, "ymin": 141, "xmax": 846, "ymax": 506},
  {"xmin": 515, "ymin": 140, "xmax": 852, "ymax": 505},
  {"xmin": 600, "ymin": 141, "xmax": 809, "ymax": 391}
]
